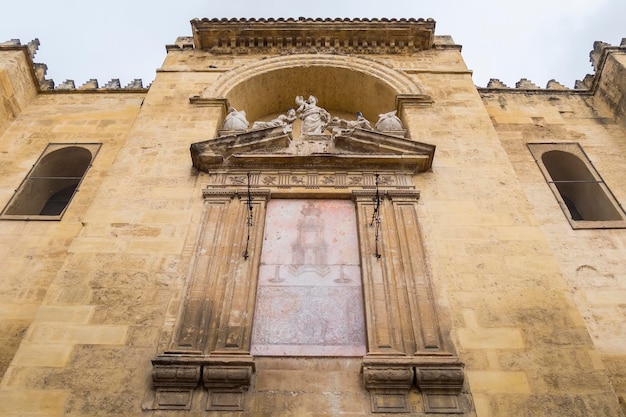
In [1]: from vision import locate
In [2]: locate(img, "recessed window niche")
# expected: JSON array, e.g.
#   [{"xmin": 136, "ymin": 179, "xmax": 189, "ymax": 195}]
[
  {"xmin": 1, "ymin": 143, "xmax": 101, "ymax": 220},
  {"xmin": 528, "ymin": 142, "xmax": 626, "ymax": 229}
]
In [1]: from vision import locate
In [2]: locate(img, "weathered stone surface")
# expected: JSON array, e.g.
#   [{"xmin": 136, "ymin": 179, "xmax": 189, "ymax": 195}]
[{"xmin": 0, "ymin": 18, "xmax": 625, "ymax": 417}]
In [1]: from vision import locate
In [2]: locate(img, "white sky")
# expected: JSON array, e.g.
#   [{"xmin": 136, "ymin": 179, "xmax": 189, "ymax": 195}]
[{"xmin": 1, "ymin": 0, "xmax": 624, "ymax": 88}]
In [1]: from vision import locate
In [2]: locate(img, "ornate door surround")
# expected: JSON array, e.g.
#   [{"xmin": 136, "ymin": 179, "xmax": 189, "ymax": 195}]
[{"xmin": 151, "ymin": 106, "xmax": 466, "ymax": 413}]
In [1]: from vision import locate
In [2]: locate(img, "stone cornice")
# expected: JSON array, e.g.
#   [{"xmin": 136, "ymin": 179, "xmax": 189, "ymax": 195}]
[
  {"xmin": 191, "ymin": 17, "xmax": 436, "ymax": 55},
  {"xmin": 190, "ymin": 127, "xmax": 435, "ymax": 173}
]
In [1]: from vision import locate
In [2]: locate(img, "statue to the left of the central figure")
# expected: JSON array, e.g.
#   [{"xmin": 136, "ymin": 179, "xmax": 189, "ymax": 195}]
[
  {"xmin": 295, "ymin": 95, "xmax": 331, "ymax": 136},
  {"xmin": 222, "ymin": 106, "xmax": 249, "ymax": 131}
]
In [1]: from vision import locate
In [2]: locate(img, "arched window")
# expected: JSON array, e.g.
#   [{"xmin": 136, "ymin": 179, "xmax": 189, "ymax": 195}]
[
  {"xmin": 529, "ymin": 143, "xmax": 626, "ymax": 228},
  {"xmin": 1, "ymin": 143, "xmax": 100, "ymax": 220}
]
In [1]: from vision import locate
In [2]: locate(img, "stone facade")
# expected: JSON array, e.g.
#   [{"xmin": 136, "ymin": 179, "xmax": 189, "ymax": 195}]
[{"xmin": 0, "ymin": 17, "xmax": 624, "ymax": 416}]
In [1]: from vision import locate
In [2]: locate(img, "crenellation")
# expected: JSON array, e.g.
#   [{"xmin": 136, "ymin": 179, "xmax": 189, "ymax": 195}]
[
  {"xmin": 78, "ymin": 79, "xmax": 99, "ymax": 90},
  {"xmin": 487, "ymin": 78, "xmax": 508, "ymax": 88},
  {"xmin": 515, "ymin": 78, "xmax": 539, "ymax": 89},
  {"xmin": 0, "ymin": 38, "xmax": 148, "ymax": 92},
  {"xmin": 26, "ymin": 38, "xmax": 39, "ymax": 60},
  {"xmin": 31, "ymin": 62, "xmax": 53, "ymax": 90},
  {"xmin": 103, "ymin": 78, "xmax": 121, "ymax": 89},
  {"xmin": 546, "ymin": 79, "xmax": 568, "ymax": 90},
  {"xmin": 56, "ymin": 79, "xmax": 76, "ymax": 90},
  {"xmin": 125, "ymin": 79, "xmax": 144, "ymax": 89},
  {"xmin": 479, "ymin": 38, "xmax": 626, "ymax": 92},
  {"xmin": 591, "ymin": 41, "xmax": 612, "ymax": 70},
  {"xmin": 0, "ymin": 39, "xmax": 20, "ymax": 46},
  {"xmin": 166, "ymin": 36, "xmax": 195, "ymax": 51},
  {"xmin": 574, "ymin": 73, "xmax": 595, "ymax": 89}
]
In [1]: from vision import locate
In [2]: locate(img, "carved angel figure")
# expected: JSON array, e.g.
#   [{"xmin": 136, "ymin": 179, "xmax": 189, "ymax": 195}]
[
  {"xmin": 295, "ymin": 95, "xmax": 331, "ymax": 136},
  {"xmin": 375, "ymin": 110, "xmax": 403, "ymax": 131},
  {"xmin": 327, "ymin": 112, "xmax": 374, "ymax": 135},
  {"xmin": 251, "ymin": 109, "xmax": 297, "ymax": 132},
  {"xmin": 223, "ymin": 107, "xmax": 249, "ymax": 131},
  {"xmin": 352, "ymin": 112, "xmax": 373, "ymax": 130}
]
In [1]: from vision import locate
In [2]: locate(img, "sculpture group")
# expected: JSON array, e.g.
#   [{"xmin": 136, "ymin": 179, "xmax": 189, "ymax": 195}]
[{"xmin": 222, "ymin": 95, "xmax": 403, "ymax": 137}]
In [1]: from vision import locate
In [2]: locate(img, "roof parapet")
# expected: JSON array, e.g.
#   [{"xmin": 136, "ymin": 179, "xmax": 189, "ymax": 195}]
[
  {"xmin": 479, "ymin": 38, "xmax": 626, "ymax": 92},
  {"xmin": 0, "ymin": 38, "xmax": 148, "ymax": 92}
]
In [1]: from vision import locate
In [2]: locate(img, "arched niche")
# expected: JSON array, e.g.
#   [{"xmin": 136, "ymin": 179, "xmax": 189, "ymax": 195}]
[
  {"xmin": 542, "ymin": 150, "xmax": 622, "ymax": 221},
  {"xmin": 528, "ymin": 142, "xmax": 626, "ymax": 228},
  {"xmin": 200, "ymin": 54, "xmax": 426, "ymax": 123},
  {"xmin": 1, "ymin": 143, "xmax": 101, "ymax": 219}
]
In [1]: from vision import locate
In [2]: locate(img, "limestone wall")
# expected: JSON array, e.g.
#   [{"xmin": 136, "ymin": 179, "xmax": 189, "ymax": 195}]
[
  {"xmin": 404, "ymin": 59, "xmax": 622, "ymax": 414},
  {"xmin": 0, "ymin": 91, "xmax": 144, "ymax": 414},
  {"xmin": 0, "ymin": 47, "xmax": 38, "ymax": 137},
  {"xmin": 0, "ymin": 26, "xmax": 624, "ymax": 417},
  {"xmin": 480, "ymin": 86, "xmax": 626, "ymax": 415},
  {"xmin": 597, "ymin": 52, "xmax": 626, "ymax": 128}
]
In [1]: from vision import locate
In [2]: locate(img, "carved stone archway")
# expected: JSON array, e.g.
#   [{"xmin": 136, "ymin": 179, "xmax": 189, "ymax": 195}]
[{"xmin": 195, "ymin": 54, "xmax": 428, "ymax": 124}]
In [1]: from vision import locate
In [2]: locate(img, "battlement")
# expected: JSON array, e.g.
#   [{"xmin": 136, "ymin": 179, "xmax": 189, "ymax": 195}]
[
  {"xmin": 478, "ymin": 38, "xmax": 626, "ymax": 92},
  {"xmin": 3, "ymin": 34, "xmax": 625, "ymax": 94},
  {"xmin": 0, "ymin": 38, "xmax": 148, "ymax": 92}
]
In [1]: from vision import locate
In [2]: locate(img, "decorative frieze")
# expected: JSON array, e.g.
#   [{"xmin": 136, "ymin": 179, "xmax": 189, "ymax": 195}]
[
  {"xmin": 191, "ymin": 17, "xmax": 435, "ymax": 55},
  {"xmin": 205, "ymin": 170, "xmax": 413, "ymax": 192}
]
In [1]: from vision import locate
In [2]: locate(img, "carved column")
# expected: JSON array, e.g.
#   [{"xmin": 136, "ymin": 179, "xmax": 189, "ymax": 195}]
[
  {"xmin": 353, "ymin": 189, "xmax": 465, "ymax": 414},
  {"xmin": 353, "ymin": 190, "xmax": 405, "ymax": 355},
  {"xmin": 152, "ymin": 187, "xmax": 269, "ymax": 411}
]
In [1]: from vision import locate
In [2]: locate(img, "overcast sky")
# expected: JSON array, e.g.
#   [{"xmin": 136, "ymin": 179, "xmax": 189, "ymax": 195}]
[{"xmin": 1, "ymin": 1, "xmax": 624, "ymax": 89}]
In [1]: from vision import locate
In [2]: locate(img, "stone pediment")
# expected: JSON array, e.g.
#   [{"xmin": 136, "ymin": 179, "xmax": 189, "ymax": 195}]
[{"xmin": 190, "ymin": 127, "xmax": 435, "ymax": 173}]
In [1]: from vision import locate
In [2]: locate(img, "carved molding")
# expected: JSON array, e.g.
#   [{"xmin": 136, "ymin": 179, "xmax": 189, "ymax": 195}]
[
  {"xmin": 151, "ymin": 354, "xmax": 255, "ymax": 411},
  {"xmin": 203, "ymin": 356, "xmax": 255, "ymax": 411},
  {"xmin": 363, "ymin": 365, "xmax": 414, "ymax": 413},
  {"xmin": 152, "ymin": 362, "xmax": 202, "ymax": 389},
  {"xmin": 415, "ymin": 364, "xmax": 465, "ymax": 414},
  {"xmin": 354, "ymin": 190, "xmax": 446, "ymax": 354},
  {"xmin": 205, "ymin": 171, "xmax": 415, "ymax": 194},
  {"xmin": 170, "ymin": 189, "xmax": 270, "ymax": 355},
  {"xmin": 354, "ymin": 190, "xmax": 466, "ymax": 413},
  {"xmin": 190, "ymin": 127, "xmax": 435, "ymax": 173},
  {"xmin": 362, "ymin": 355, "xmax": 465, "ymax": 414},
  {"xmin": 191, "ymin": 18, "xmax": 435, "ymax": 55},
  {"xmin": 198, "ymin": 55, "xmax": 426, "ymax": 101},
  {"xmin": 151, "ymin": 170, "xmax": 466, "ymax": 413},
  {"xmin": 396, "ymin": 94, "xmax": 435, "ymax": 116}
]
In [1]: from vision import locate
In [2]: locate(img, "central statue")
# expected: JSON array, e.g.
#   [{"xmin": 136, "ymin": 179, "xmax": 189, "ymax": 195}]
[{"xmin": 295, "ymin": 95, "xmax": 331, "ymax": 136}]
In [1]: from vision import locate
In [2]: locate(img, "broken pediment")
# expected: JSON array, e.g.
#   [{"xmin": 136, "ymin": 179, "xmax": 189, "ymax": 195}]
[{"xmin": 190, "ymin": 127, "xmax": 435, "ymax": 173}]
